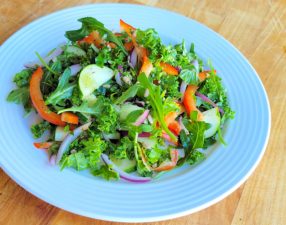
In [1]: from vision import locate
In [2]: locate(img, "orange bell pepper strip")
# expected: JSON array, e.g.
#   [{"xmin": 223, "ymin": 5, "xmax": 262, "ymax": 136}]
[
  {"xmin": 30, "ymin": 67, "xmax": 66, "ymax": 126},
  {"xmin": 124, "ymin": 41, "xmax": 134, "ymax": 51},
  {"xmin": 168, "ymin": 121, "xmax": 181, "ymax": 136},
  {"xmin": 183, "ymin": 85, "xmax": 203, "ymax": 121},
  {"xmin": 160, "ymin": 62, "xmax": 179, "ymax": 75},
  {"xmin": 198, "ymin": 70, "xmax": 216, "ymax": 82},
  {"xmin": 139, "ymin": 55, "xmax": 153, "ymax": 76},
  {"xmin": 33, "ymin": 142, "xmax": 53, "ymax": 149},
  {"xmin": 77, "ymin": 31, "xmax": 104, "ymax": 48},
  {"xmin": 61, "ymin": 112, "xmax": 79, "ymax": 125},
  {"xmin": 153, "ymin": 149, "xmax": 179, "ymax": 172},
  {"xmin": 106, "ymin": 42, "xmax": 116, "ymax": 48},
  {"xmin": 120, "ymin": 19, "xmax": 148, "ymax": 60},
  {"xmin": 164, "ymin": 111, "xmax": 178, "ymax": 126},
  {"xmin": 119, "ymin": 19, "xmax": 136, "ymax": 39}
]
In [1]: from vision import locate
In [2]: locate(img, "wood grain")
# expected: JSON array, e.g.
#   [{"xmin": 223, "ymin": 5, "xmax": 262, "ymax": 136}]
[{"xmin": 1, "ymin": 0, "xmax": 286, "ymax": 224}]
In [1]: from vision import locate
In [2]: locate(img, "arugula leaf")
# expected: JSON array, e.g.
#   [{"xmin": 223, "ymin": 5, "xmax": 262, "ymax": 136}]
[
  {"xmin": 30, "ymin": 121, "xmax": 51, "ymax": 139},
  {"xmin": 65, "ymin": 17, "xmax": 127, "ymax": 55},
  {"xmin": 124, "ymin": 109, "xmax": 144, "ymax": 124},
  {"xmin": 182, "ymin": 118, "xmax": 209, "ymax": 149},
  {"xmin": 35, "ymin": 52, "xmax": 58, "ymax": 75},
  {"xmin": 138, "ymin": 73, "xmax": 177, "ymax": 141},
  {"xmin": 41, "ymin": 60, "xmax": 63, "ymax": 96},
  {"xmin": 6, "ymin": 87, "xmax": 30, "ymax": 105},
  {"xmin": 114, "ymin": 84, "xmax": 140, "ymax": 104},
  {"xmin": 45, "ymin": 68, "xmax": 75, "ymax": 106},
  {"xmin": 58, "ymin": 101, "xmax": 96, "ymax": 114},
  {"xmin": 91, "ymin": 164, "xmax": 119, "ymax": 180},
  {"xmin": 179, "ymin": 128, "xmax": 207, "ymax": 166},
  {"xmin": 179, "ymin": 68, "xmax": 199, "ymax": 85}
]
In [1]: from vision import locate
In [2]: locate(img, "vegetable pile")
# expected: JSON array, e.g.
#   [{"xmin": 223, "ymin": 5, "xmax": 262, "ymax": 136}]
[{"xmin": 7, "ymin": 17, "xmax": 234, "ymax": 182}]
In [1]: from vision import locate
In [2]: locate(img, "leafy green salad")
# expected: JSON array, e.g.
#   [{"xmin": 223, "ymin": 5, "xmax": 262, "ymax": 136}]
[{"xmin": 7, "ymin": 17, "xmax": 234, "ymax": 182}]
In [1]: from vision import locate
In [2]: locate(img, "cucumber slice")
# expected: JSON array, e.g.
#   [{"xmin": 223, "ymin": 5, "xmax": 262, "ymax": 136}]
[
  {"xmin": 137, "ymin": 137, "xmax": 156, "ymax": 149},
  {"xmin": 66, "ymin": 46, "xmax": 86, "ymax": 57},
  {"xmin": 202, "ymin": 107, "xmax": 221, "ymax": 138},
  {"xmin": 119, "ymin": 104, "xmax": 143, "ymax": 121},
  {"xmin": 79, "ymin": 64, "xmax": 114, "ymax": 98},
  {"xmin": 110, "ymin": 157, "xmax": 136, "ymax": 173},
  {"xmin": 55, "ymin": 126, "xmax": 68, "ymax": 141}
]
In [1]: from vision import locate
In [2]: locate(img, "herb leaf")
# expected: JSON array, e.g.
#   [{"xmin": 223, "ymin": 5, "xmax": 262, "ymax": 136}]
[
  {"xmin": 114, "ymin": 84, "xmax": 140, "ymax": 104},
  {"xmin": 138, "ymin": 73, "xmax": 177, "ymax": 141},
  {"xmin": 65, "ymin": 17, "xmax": 127, "ymax": 55},
  {"xmin": 182, "ymin": 118, "xmax": 209, "ymax": 149},
  {"xmin": 7, "ymin": 87, "xmax": 30, "ymax": 105},
  {"xmin": 45, "ymin": 68, "xmax": 75, "ymax": 106}
]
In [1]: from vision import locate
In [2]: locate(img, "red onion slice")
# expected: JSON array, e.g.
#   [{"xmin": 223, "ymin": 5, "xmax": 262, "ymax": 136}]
[
  {"xmin": 129, "ymin": 48, "xmax": 137, "ymax": 68},
  {"xmin": 138, "ymin": 132, "xmax": 151, "ymax": 138},
  {"xmin": 133, "ymin": 110, "xmax": 149, "ymax": 126},
  {"xmin": 180, "ymin": 81, "xmax": 187, "ymax": 99},
  {"xmin": 56, "ymin": 123, "xmax": 91, "ymax": 164},
  {"xmin": 70, "ymin": 64, "xmax": 82, "ymax": 76},
  {"xmin": 191, "ymin": 59, "xmax": 199, "ymax": 73},
  {"xmin": 101, "ymin": 154, "xmax": 151, "ymax": 183},
  {"xmin": 24, "ymin": 47, "xmax": 63, "ymax": 68},
  {"xmin": 115, "ymin": 72, "xmax": 123, "ymax": 86},
  {"xmin": 176, "ymin": 148, "xmax": 185, "ymax": 158},
  {"xmin": 49, "ymin": 155, "xmax": 56, "ymax": 166},
  {"xmin": 195, "ymin": 92, "xmax": 224, "ymax": 114},
  {"xmin": 118, "ymin": 65, "xmax": 123, "ymax": 72}
]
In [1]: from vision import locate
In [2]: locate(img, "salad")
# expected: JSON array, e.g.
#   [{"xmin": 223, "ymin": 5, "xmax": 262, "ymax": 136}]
[{"xmin": 7, "ymin": 17, "xmax": 234, "ymax": 183}]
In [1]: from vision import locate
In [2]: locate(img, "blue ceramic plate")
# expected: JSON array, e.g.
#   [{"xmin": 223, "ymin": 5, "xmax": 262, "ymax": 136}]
[{"xmin": 0, "ymin": 4, "xmax": 270, "ymax": 222}]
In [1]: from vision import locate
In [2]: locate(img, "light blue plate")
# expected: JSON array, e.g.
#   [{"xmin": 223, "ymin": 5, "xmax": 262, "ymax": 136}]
[{"xmin": 0, "ymin": 4, "xmax": 271, "ymax": 222}]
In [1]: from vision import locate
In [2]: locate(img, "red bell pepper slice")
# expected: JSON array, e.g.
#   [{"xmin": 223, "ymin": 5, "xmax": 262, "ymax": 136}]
[
  {"xmin": 183, "ymin": 85, "xmax": 203, "ymax": 121},
  {"xmin": 160, "ymin": 62, "xmax": 179, "ymax": 75},
  {"xmin": 30, "ymin": 67, "xmax": 66, "ymax": 126}
]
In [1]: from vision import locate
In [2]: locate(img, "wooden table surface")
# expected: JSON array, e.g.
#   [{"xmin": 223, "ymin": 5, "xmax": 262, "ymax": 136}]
[{"xmin": 1, "ymin": 0, "xmax": 285, "ymax": 224}]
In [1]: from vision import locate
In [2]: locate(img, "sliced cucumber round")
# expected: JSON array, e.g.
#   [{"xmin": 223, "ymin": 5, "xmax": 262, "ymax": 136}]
[
  {"xmin": 202, "ymin": 107, "xmax": 221, "ymax": 138},
  {"xmin": 79, "ymin": 64, "xmax": 114, "ymax": 98},
  {"xmin": 55, "ymin": 126, "xmax": 68, "ymax": 141},
  {"xmin": 65, "ymin": 46, "xmax": 87, "ymax": 57},
  {"xmin": 110, "ymin": 157, "xmax": 136, "ymax": 173}
]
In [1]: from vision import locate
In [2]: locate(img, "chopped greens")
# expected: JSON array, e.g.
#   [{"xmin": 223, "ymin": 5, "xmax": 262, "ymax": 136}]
[{"xmin": 7, "ymin": 17, "xmax": 234, "ymax": 182}]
